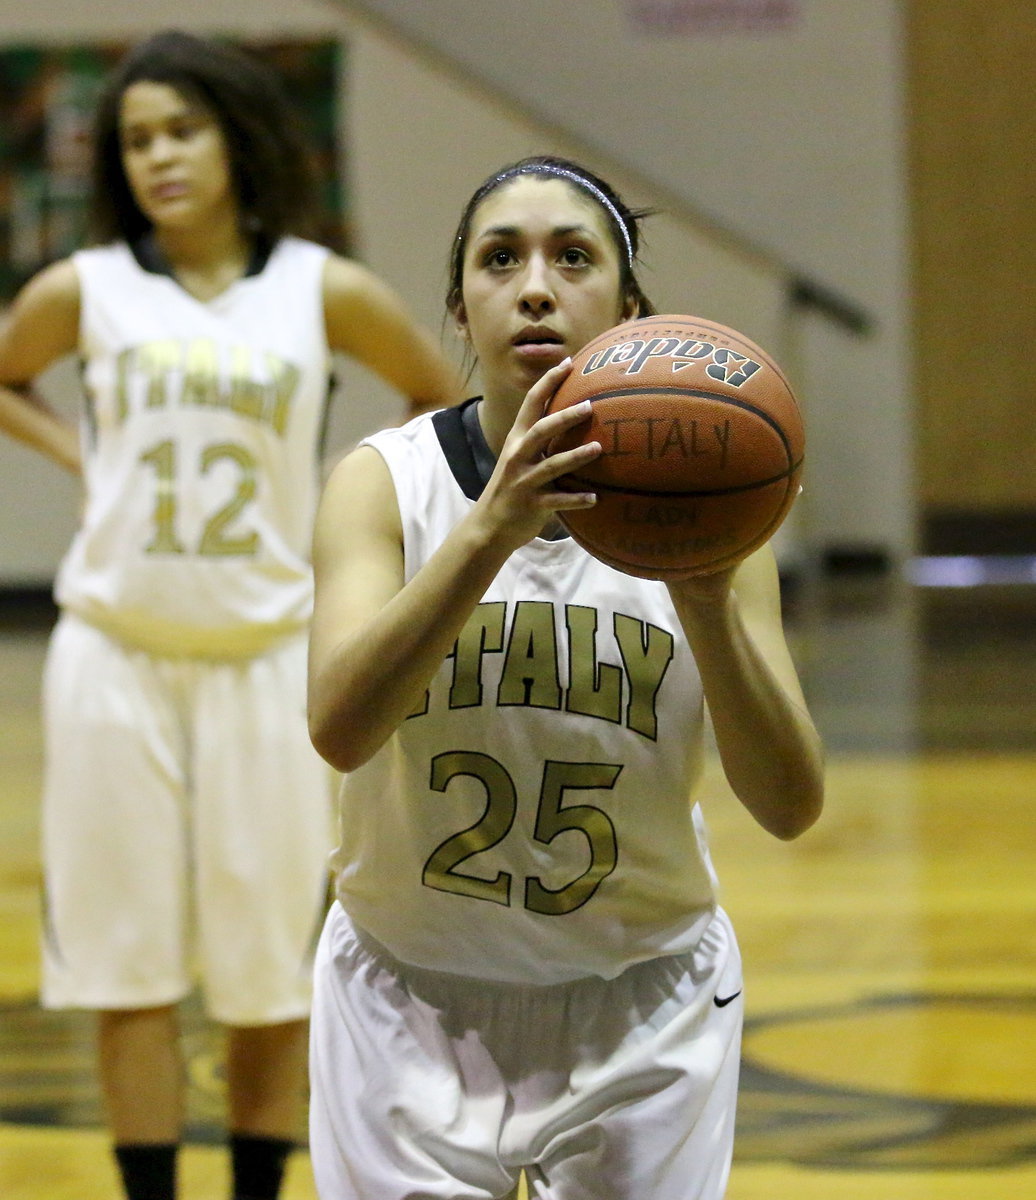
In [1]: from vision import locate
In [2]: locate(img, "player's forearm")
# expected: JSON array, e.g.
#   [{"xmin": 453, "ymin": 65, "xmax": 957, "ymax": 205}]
[
  {"xmin": 673, "ymin": 589, "xmax": 824, "ymax": 839},
  {"xmin": 0, "ymin": 385, "xmax": 81, "ymax": 473}
]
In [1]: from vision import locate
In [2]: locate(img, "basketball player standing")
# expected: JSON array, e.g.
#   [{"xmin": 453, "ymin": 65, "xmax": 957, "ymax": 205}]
[{"xmin": 0, "ymin": 30, "xmax": 458, "ymax": 1200}]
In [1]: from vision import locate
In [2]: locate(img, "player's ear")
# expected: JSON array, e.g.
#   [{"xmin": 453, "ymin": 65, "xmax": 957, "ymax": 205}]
[
  {"xmin": 453, "ymin": 300, "xmax": 470, "ymax": 337},
  {"xmin": 619, "ymin": 290, "xmax": 639, "ymax": 323}
]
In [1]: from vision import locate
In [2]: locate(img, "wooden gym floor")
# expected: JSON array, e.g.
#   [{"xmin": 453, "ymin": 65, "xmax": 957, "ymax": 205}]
[{"xmin": 1, "ymin": 570, "xmax": 1034, "ymax": 1199}]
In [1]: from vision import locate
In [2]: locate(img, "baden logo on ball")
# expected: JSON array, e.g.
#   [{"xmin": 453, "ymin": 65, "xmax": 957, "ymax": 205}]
[{"xmin": 545, "ymin": 314, "xmax": 805, "ymax": 579}]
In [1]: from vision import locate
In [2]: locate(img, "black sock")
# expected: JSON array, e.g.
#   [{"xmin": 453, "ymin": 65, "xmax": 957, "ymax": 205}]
[
  {"xmin": 229, "ymin": 1132, "xmax": 295, "ymax": 1200},
  {"xmin": 113, "ymin": 1143, "xmax": 178, "ymax": 1200}
]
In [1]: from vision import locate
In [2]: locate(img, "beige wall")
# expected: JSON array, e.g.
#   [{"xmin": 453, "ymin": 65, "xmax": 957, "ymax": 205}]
[{"xmin": 342, "ymin": 29, "xmax": 788, "ymax": 428}]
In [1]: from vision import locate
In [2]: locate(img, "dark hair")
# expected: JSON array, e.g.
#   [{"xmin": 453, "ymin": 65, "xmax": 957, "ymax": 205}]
[
  {"xmin": 446, "ymin": 155, "xmax": 655, "ymax": 319},
  {"xmin": 88, "ymin": 29, "xmax": 320, "ymax": 244}
]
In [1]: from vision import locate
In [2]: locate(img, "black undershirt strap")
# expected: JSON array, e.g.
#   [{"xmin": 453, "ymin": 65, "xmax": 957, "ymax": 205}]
[
  {"xmin": 432, "ymin": 397, "xmax": 568, "ymax": 540},
  {"xmin": 130, "ymin": 231, "xmax": 273, "ymax": 279}
]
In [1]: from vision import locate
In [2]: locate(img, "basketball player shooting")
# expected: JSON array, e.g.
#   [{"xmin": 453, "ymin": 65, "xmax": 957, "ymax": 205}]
[{"xmin": 306, "ymin": 156, "xmax": 825, "ymax": 1200}]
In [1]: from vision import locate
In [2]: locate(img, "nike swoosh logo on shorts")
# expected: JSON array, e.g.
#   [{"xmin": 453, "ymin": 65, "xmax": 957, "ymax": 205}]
[{"xmin": 714, "ymin": 990, "xmax": 742, "ymax": 1008}]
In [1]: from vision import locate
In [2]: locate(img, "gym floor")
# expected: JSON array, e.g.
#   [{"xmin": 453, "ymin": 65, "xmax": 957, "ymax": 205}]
[{"xmin": 1, "ymin": 566, "xmax": 1033, "ymax": 1199}]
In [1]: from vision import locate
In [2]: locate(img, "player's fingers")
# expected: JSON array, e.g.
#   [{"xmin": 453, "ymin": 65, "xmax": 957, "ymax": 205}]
[
  {"xmin": 517, "ymin": 399, "xmax": 595, "ymax": 467},
  {"xmin": 513, "ymin": 358, "xmax": 573, "ymax": 432},
  {"xmin": 518, "ymin": 439, "xmax": 601, "ymax": 519},
  {"xmin": 535, "ymin": 437, "xmax": 601, "ymax": 483},
  {"xmin": 545, "ymin": 483, "xmax": 597, "ymax": 511}
]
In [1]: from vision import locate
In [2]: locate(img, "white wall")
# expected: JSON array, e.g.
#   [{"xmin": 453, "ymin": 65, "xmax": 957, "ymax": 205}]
[
  {"xmin": 343, "ymin": 30, "xmax": 801, "ymax": 559},
  {"xmin": 0, "ymin": 0, "xmax": 910, "ymax": 582}
]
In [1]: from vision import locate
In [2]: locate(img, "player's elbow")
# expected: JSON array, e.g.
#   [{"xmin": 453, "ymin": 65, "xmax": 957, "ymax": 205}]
[
  {"xmin": 766, "ymin": 777, "xmax": 825, "ymax": 841},
  {"xmin": 310, "ymin": 728, "xmax": 364, "ymax": 776},
  {"xmin": 308, "ymin": 701, "xmax": 367, "ymax": 775},
  {"xmin": 307, "ymin": 657, "xmax": 404, "ymax": 774}
]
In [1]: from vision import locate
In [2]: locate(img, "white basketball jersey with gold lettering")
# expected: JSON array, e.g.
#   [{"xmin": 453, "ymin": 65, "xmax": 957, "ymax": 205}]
[
  {"xmin": 56, "ymin": 236, "xmax": 331, "ymax": 657},
  {"xmin": 332, "ymin": 403, "xmax": 721, "ymax": 985}
]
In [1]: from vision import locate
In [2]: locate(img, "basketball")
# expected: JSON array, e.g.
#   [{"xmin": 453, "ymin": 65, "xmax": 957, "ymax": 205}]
[{"xmin": 545, "ymin": 314, "xmax": 805, "ymax": 579}]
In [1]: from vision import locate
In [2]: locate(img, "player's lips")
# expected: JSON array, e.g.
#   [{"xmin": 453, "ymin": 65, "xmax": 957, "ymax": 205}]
[
  {"xmin": 148, "ymin": 180, "xmax": 189, "ymax": 202},
  {"xmin": 512, "ymin": 327, "xmax": 565, "ymax": 359}
]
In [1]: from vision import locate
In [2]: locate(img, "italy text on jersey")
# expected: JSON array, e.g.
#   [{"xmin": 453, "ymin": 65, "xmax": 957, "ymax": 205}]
[{"xmin": 406, "ymin": 599, "xmax": 675, "ymax": 741}]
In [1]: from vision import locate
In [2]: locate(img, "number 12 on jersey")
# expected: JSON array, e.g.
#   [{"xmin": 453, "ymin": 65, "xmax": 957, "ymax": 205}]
[{"xmin": 139, "ymin": 437, "xmax": 261, "ymax": 557}]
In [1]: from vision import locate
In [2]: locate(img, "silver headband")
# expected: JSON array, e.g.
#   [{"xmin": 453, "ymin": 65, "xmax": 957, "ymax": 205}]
[{"xmin": 491, "ymin": 164, "xmax": 634, "ymax": 268}]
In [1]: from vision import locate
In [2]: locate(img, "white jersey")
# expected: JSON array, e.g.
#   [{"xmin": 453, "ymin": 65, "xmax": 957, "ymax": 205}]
[
  {"xmin": 56, "ymin": 236, "xmax": 332, "ymax": 657},
  {"xmin": 331, "ymin": 403, "xmax": 721, "ymax": 985}
]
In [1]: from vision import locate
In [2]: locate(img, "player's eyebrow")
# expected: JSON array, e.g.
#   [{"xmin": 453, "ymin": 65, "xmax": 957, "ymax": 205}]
[
  {"xmin": 119, "ymin": 97, "xmax": 209, "ymax": 133},
  {"xmin": 475, "ymin": 223, "xmax": 597, "ymax": 241}
]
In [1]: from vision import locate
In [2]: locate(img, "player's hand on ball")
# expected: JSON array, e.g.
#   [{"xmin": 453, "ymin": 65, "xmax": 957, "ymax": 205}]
[{"xmin": 476, "ymin": 361, "xmax": 602, "ymax": 548}]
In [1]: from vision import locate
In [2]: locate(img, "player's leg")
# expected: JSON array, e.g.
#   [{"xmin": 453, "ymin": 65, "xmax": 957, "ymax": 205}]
[
  {"xmin": 40, "ymin": 616, "xmax": 194, "ymax": 1200},
  {"xmin": 309, "ymin": 902, "xmax": 522, "ymax": 1200},
  {"xmin": 99, "ymin": 1004, "xmax": 185, "ymax": 1200},
  {"xmin": 226, "ymin": 1018, "xmax": 310, "ymax": 1136},
  {"xmin": 191, "ymin": 634, "xmax": 332, "ymax": 1198},
  {"xmin": 224, "ymin": 1019, "xmax": 309, "ymax": 1200},
  {"xmin": 523, "ymin": 910, "xmax": 743, "ymax": 1200},
  {"xmin": 98, "ymin": 1005, "xmax": 184, "ymax": 1142}
]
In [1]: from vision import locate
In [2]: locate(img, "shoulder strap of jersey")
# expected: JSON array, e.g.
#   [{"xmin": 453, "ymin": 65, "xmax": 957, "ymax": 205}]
[{"xmin": 432, "ymin": 398, "xmax": 485, "ymax": 500}]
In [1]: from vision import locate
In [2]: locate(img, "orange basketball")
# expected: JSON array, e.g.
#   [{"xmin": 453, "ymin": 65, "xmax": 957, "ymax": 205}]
[{"xmin": 545, "ymin": 314, "xmax": 804, "ymax": 579}]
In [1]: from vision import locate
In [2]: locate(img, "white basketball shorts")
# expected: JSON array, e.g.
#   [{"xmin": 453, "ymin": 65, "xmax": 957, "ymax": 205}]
[
  {"xmin": 40, "ymin": 613, "xmax": 334, "ymax": 1024},
  {"xmin": 309, "ymin": 901, "xmax": 743, "ymax": 1200}
]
